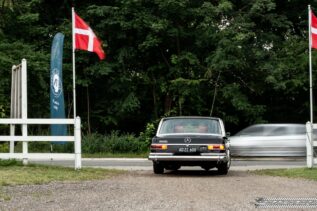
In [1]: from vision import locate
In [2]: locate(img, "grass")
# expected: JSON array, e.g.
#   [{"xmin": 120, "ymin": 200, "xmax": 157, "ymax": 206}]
[
  {"xmin": 253, "ymin": 168, "xmax": 317, "ymax": 181},
  {"xmin": 0, "ymin": 159, "xmax": 124, "ymax": 186}
]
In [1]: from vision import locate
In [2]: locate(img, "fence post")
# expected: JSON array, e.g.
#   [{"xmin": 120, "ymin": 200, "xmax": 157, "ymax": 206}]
[
  {"xmin": 74, "ymin": 116, "xmax": 82, "ymax": 170},
  {"xmin": 21, "ymin": 59, "xmax": 28, "ymax": 165},
  {"xmin": 9, "ymin": 125, "xmax": 15, "ymax": 154},
  {"xmin": 306, "ymin": 121, "xmax": 313, "ymax": 168}
]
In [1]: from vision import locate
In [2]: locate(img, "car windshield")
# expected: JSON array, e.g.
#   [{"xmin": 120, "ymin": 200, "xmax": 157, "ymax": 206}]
[
  {"xmin": 158, "ymin": 118, "xmax": 221, "ymax": 134},
  {"xmin": 235, "ymin": 124, "xmax": 305, "ymax": 136}
]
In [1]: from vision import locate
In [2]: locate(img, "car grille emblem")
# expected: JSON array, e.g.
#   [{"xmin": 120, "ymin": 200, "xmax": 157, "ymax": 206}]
[{"xmin": 184, "ymin": 137, "xmax": 191, "ymax": 144}]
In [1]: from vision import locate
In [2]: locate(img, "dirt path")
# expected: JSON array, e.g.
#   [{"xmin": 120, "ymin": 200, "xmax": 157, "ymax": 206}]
[{"xmin": 1, "ymin": 170, "xmax": 317, "ymax": 210}]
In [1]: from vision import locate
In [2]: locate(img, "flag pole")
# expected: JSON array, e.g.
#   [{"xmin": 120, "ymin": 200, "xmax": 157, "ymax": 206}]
[
  {"xmin": 309, "ymin": 5, "xmax": 314, "ymax": 123},
  {"xmin": 72, "ymin": 7, "xmax": 77, "ymax": 119}
]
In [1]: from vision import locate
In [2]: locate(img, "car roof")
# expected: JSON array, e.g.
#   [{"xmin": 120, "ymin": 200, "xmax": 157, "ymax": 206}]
[
  {"xmin": 249, "ymin": 123, "xmax": 304, "ymax": 127},
  {"xmin": 233, "ymin": 123, "xmax": 306, "ymax": 136}
]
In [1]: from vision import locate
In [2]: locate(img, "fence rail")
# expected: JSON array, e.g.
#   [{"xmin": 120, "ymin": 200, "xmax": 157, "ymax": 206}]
[
  {"xmin": 0, "ymin": 153, "xmax": 75, "ymax": 160},
  {"xmin": 0, "ymin": 118, "xmax": 75, "ymax": 124}
]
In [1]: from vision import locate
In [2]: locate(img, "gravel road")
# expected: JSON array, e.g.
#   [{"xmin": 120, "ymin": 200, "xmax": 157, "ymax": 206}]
[{"xmin": 1, "ymin": 169, "xmax": 317, "ymax": 211}]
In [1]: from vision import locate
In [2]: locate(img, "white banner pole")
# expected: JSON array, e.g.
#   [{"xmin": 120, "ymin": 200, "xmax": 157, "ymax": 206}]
[
  {"xmin": 72, "ymin": 7, "xmax": 76, "ymax": 119},
  {"xmin": 309, "ymin": 5, "xmax": 314, "ymax": 123}
]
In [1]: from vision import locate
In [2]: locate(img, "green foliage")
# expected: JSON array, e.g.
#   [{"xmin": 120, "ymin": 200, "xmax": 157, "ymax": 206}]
[
  {"xmin": 0, "ymin": 0, "xmax": 314, "ymax": 135},
  {"xmin": 82, "ymin": 132, "xmax": 148, "ymax": 154},
  {"xmin": 0, "ymin": 143, "xmax": 8, "ymax": 153},
  {"xmin": 12, "ymin": 142, "xmax": 74, "ymax": 153},
  {"xmin": 0, "ymin": 105, "xmax": 5, "ymax": 117},
  {"xmin": 139, "ymin": 122, "xmax": 156, "ymax": 145}
]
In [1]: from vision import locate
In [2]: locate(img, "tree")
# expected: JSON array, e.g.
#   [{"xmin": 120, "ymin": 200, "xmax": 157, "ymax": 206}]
[{"xmin": 0, "ymin": 0, "xmax": 315, "ymax": 134}]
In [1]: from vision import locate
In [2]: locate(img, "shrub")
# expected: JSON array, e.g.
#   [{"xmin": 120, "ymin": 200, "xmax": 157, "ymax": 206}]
[
  {"xmin": 0, "ymin": 105, "xmax": 5, "ymax": 118},
  {"xmin": 139, "ymin": 122, "xmax": 156, "ymax": 146},
  {"xmin": 2, "ymin": 131, "xmax": 150, "ymax": 155},
  {"xmin": 82, "ymin": 131, "xmax": 148, "ymax": 154},
  {"xmin": 81, "ymin": 133, "xmax": 104, "ymax": 153},
  {"xmin": 0, "ymin": 143, "xmax": 9, "ymax": 153}
]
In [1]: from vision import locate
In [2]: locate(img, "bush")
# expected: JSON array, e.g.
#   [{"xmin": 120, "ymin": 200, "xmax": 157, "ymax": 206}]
[
  {"xmin": 82, "ymin": 131, "xmax": 149, "ymax": 154},
  {"xmin": 81, "ymin": 133, "xmax": 104, "ymax": 153},
  {"xmin": 0, "ymin": 143, "xmax": 9, "ymax": 152},
  {"xmin": 2, "ymin": 130, "xmax": 150, "ymax": 155},
  {"xmin": 139, "ymin": 123, "xmax": 156, "ymax": 146}
]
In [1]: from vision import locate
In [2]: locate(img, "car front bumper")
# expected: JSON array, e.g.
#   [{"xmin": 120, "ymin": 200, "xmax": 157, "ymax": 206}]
[{"xmin": 148, "ymin": 152, "xmax": 229, "ymax": 162}]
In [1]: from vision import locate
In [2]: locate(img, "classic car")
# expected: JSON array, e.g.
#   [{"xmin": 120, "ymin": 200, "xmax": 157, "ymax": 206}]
[{"xmin": 148, "ymin": 116, "xmax": 231, "ymax": 174}]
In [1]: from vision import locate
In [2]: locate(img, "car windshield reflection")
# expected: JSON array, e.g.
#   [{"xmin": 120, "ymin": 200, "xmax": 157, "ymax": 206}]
[{"xmin": 158, "ymin": 118, "xmax": 221, "ymax": 135}]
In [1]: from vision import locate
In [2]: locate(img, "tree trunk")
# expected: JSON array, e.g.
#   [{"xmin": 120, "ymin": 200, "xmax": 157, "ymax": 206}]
[
  {"xmin": 152, "ymin": 83, "xmax": 158, "ymax": 119},
  {"xmin": 87, "ymin": 86, "xmax": 91, "ymax": 135},
  {"xmin": 210, "ymin": 71, "xmax": 221, "ymax": 116},
  {"xmin": 164, "ymin": 93, "xmax": 172, "ymax": 114}
]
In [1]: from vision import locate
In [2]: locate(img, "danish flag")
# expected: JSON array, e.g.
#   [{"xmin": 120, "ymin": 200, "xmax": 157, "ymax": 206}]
[
  {"xmin": 74, "ymin": 12, "xmax": 105, "ymax": 60},
  {"xmin": 311, "ymin": 10, "xmax": 317, "ymax": 49}
]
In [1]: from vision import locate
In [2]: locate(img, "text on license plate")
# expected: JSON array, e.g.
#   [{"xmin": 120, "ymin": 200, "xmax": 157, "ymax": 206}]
[{"xmin": 178, "ymin": 147, "xmax": 196, "ymax": 153}]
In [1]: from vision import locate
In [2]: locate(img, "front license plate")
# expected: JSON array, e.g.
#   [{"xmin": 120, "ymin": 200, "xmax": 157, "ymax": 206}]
[{"xmin": 178, "ymin": 147, "xmax": 197, "ymax": 153}]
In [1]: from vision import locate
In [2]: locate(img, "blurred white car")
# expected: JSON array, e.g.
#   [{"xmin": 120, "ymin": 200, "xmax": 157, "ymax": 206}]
[{"xmin": 229, "ymin": 124, "xmax": 306, "ymax": 157}]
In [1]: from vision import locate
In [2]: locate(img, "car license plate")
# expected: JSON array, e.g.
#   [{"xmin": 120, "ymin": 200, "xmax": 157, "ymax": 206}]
[{"xmin": 178, "ymin": 147, "xmax": 196, "ymax": 153}]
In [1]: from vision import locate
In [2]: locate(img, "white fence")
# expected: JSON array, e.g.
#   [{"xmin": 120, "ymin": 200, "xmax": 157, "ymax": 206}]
[
  {"xmin": 0, "ymin": 117, "xmax": 82, "ymax": 169},
  {"xmin": 306, "ymin": 122, "xmax": 317, "ymax": 168},
  {"xmin": 0, "ymin": 58, "xmax": 82, "ymax": 170}
]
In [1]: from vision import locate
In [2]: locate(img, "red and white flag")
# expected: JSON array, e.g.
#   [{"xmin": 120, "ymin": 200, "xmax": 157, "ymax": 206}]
[
  {"xmin": 311, "ymin": 10, "xmax": 317, "ymax": 49},
  {"xmin": 74, "ymin": 12, "xmax": 105, "ymax": 60}
]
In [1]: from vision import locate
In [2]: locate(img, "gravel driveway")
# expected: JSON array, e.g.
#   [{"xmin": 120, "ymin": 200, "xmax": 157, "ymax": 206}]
[{"xmin": 1, "ymin": 169, "xmax": 317, "ymax": 210}]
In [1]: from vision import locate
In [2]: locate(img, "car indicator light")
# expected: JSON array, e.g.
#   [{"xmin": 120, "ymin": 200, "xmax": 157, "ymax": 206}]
[
  {"xmin": 162, "ymin": 145, "xmax": 168, "ymax": 150},
  {"xmin": 151, "ymin": 144, "xmax": 168, "ymax": 150}
]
